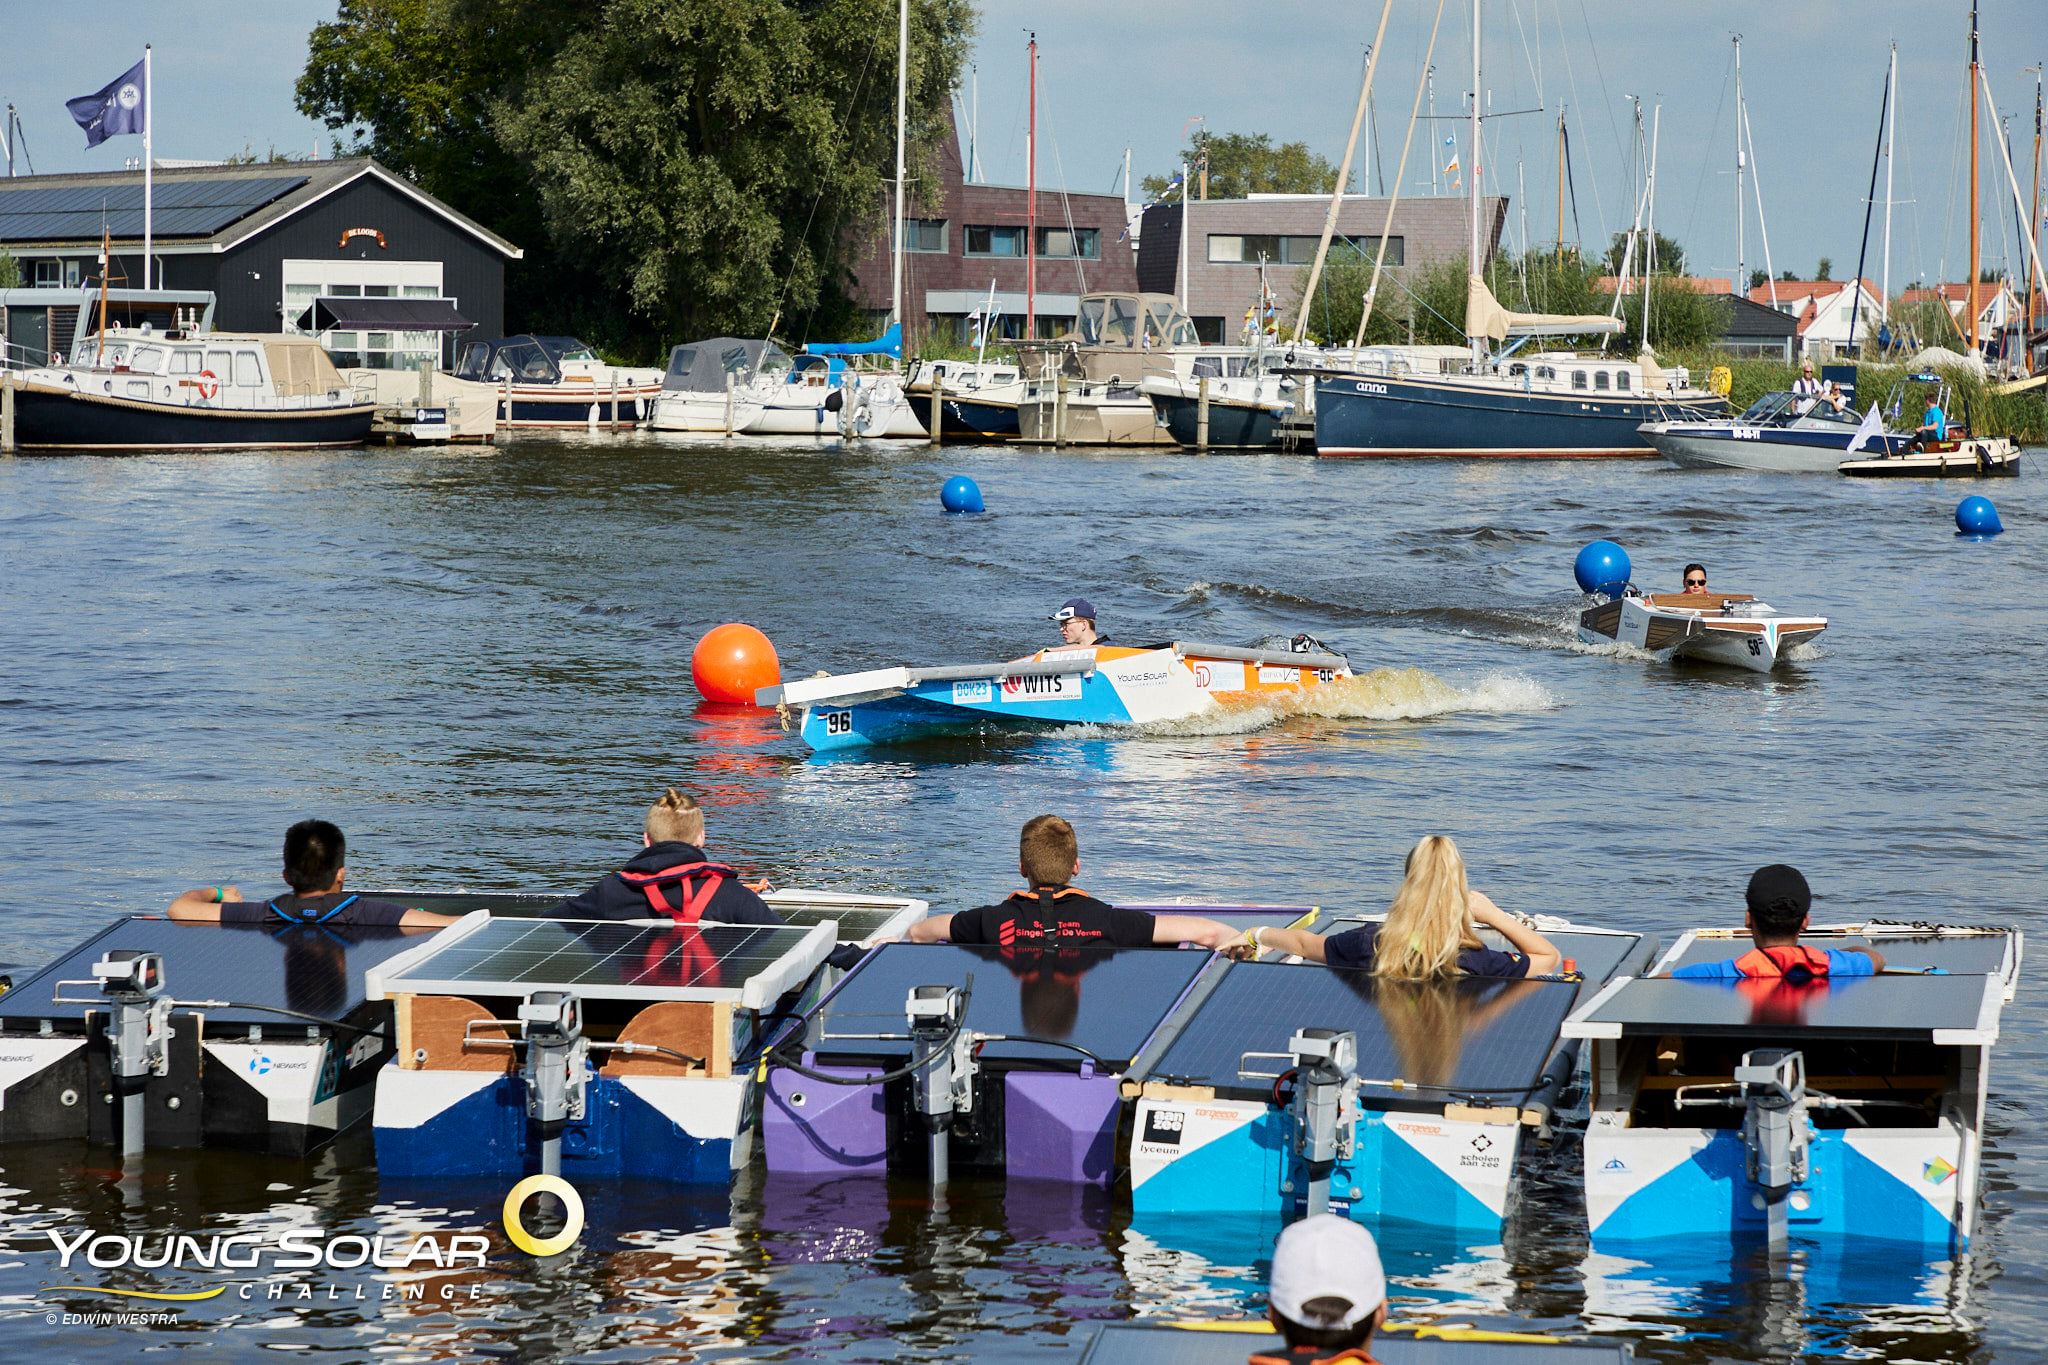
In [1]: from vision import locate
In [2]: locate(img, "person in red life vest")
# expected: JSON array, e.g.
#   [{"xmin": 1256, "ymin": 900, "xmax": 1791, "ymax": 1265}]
[
  {"xmin": 905, "ymin": 814, "xmax": 1238, "ymax": 950},
  {"xmin": 1228, "ymin": 836, "xmax": 1560, "ymax": 978},
  {"xmin": 550, "ymin": 788, "xmax": 783, "ymax": 926},
  {"xmin": 1248, "ymin": 1214, "xmax": 1389, "ymax": 1364},
  {"xmin": 1667, "ymin": 864, "xmax": 1884, "ymax": 981},
  {"xmin": 167, "ymin": 820, "xmax": 456, "ymax": 929}
]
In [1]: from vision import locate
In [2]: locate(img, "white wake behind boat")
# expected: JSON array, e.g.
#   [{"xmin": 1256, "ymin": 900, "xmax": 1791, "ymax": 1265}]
[{"xmin": 1576, "ymin": 592, "xmax": 1826, "ymax": 673}]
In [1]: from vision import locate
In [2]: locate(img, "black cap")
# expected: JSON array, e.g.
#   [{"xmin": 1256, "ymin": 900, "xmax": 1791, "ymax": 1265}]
[{"xmin": 1745, "ymin": 864, "xmax": 1811, "ymax": 917}]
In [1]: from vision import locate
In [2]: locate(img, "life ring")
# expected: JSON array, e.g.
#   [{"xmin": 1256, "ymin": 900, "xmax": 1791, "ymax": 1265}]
[{"xmin": 195, "ymin": 369, "xmax": 219, "ymax": 401}]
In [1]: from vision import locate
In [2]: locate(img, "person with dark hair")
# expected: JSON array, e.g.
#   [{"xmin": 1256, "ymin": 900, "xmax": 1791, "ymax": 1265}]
[
  {"xmin": 1667, "ymin": 864, "xmax": 1885, "ymax": 980},
  {"xmin": 1680, "ymin": 564, "xmax": 1710, "ymax": 596},
  {"xmin": 1248, "ymin": 1214, "xmax": 1389, "ymax": 1363},
  {"xmin": 167, "ymin": 820, "xmax": 456, "ymax": 928},
  {"xmin": 1050, "ymin": 597, "xmax": 1111, "ymax": 647},
  {"xmin": 550, "ymin": 788, "xmax": 783, "ymax": 926},
  {"xmin": 906, "ymin": 814, "xmax": 1236, "ymax": 949}
]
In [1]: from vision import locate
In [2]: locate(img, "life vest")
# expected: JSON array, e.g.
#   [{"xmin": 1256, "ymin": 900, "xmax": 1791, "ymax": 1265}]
[
  {"xmin": 1246, "ymin": 1346, "xmax": 1382, "ymax": 1364},
  {"xmin": 267, "ymin": 893, "xmax": 358, "ymax": 925},
  {"xmin": 1732, "ymin": 944, "xmax": 1833, "ymax": 981},
  {"xmin": 995, "ymin": 886, "xmax": 1099, "ymax": 953},
  {"xmin": 615, "ymin": 860, "xmax": 738, "ymax": 925}
]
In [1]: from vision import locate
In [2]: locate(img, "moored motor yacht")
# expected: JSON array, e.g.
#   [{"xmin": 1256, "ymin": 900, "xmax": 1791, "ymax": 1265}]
[
  {"xmin": 451, "ymin": 334, "xmax": 663, "ymax": 428},
  {"xmin": 1643, "ymin": 390, "xmax": 1910, "ymax": 472},
  {"xmin": 645, "ymin": 337, "xmax": 783, "ymax": 434}
]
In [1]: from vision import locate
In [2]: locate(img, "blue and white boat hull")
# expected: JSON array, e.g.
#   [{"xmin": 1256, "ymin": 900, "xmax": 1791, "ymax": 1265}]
[
  {"xmin": 1316, "ymin": 372, "xmax": 1723, "ymax": 457},
  {"xmin": 1643, "ymin": 421, "xmax": 1910, "ymax": 473}
]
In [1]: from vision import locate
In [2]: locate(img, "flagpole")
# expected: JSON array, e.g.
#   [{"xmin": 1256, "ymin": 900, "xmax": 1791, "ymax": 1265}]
[{"xmin": 143, "ymin": 44, "xmax": 153, "ymax": 290}]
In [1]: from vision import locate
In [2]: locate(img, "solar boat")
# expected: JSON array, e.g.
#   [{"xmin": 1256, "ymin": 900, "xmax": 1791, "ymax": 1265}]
[
  {"xmin": 1563, "ymin": 921, "xmax": 2022, "ymax": 1251},
  {"xmin": 1575, "ymin": 591, "xmax": 1827, "ymax": 673},
  {"xmin": 761, "ymin": 905, "xmax": 1321, "ymax": 1185},
  {"xmin": 365, "ymin": 892, "xmax": 926, "ymax": 1183},
  {"xmin": 0, "ymin": 916, "xmax": 425, "ymax": 1156},
  {"xmin": 756, "ymin": 640, "xmax": 1354, "ymax": 751},
  {"xmin": 1122, "ymin": 917, "xmax": 1651, "ymax": 1238}
]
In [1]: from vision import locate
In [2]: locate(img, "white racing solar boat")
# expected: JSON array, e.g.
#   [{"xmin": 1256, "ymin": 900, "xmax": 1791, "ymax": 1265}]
[
  {"xmin": 1576, "ymin": 591, "xmax": 1827, "ymax": 673},
  {"xmin": 757, "ymin": 639, "xmax": 1354, "ymax": 751},
  {"xmin": 1564, "ymin": 920, "xmax": 2022, "ymax": 1252}
]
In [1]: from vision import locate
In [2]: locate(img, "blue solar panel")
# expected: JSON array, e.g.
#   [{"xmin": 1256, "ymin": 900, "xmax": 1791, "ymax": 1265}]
[{"xmin": 0, "ymin": 175, "xmax": 308, "ymax": 242}]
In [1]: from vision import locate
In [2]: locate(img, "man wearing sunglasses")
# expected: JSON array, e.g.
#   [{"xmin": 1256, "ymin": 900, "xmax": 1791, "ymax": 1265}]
[{"xmin": 1680, "ymin": 564, "xmax": 1710, "ymax": 596}]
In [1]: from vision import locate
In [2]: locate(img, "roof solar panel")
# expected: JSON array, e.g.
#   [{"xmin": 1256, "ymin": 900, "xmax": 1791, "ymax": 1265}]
[
  {"xmin": 1565, "ymin": 973, "xmax": 1997, "ymax": 1041},
  {"xmin": 1661, "ymin": 930, "xmax": 2010, "ymax": 976},
  {"xmin": 1078, "ymin": 1325, "xmax": 1633, "ymax": 1365},
  {"xmin": 0, "ymin": 175, "xmax": 308, "ymax": 243},
  {"xmin": 367, "ymin": 917, "xmax": 833, "ymax": 1011},
  {"xmin": 1140, "ymin": 962, "xmax": 1578, "ymax": 1098},
  {"xmin": 0, "ymin": 915, "xmax": 422, "ymax": 1032},
  {"xmin": 808, "ymin": 942, "xmax": 1209, "ymax": 1067},
  {"xmin": 364, "ymin": 889, "xmax": 925, "ymax": 947}
]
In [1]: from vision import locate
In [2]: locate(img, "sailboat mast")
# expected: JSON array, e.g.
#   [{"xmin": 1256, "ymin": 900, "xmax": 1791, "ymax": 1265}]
[
  {"xmin": 1968, "ymin": 0, "xmax": 1980, "ymax": 354},
  {"xmin": 1555, "ymin": 104, "xmax": 1565, "ymax": 262},
  {"xmin": 1734, "ymin": 35, "xmax": 1746, "ymax": 298},
  {"xmin": 889, "ymin": 0, "xmax": 907, "ymax": 331},
  {"xmin": 1884, "ymin": 43, "xmax": 1897, "ymax": 326},
  {"xmin": 1026, "ymin": 34, "xmax": 1037, "ymax": 340},
  {"xmin": 1292, "ymin": 0, "xmax": 1393, "ymax": 345},
  {"xmin": 1468, "ymin": 0, "xmax": 1484, "ymax": 366},
  {"xmin": 2029, "ymin": 64, "xmax": 2042, "ymax": 369}
]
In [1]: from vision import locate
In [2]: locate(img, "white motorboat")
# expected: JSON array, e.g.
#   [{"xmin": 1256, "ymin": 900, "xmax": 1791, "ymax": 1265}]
[
  {"xmin": 450, "ymin": 335, "xmax": 663, "ymax": 428},
  {"xmin": 1577, "ymin": 590, "xmax": 1826, "ymax": 673},
  {"xmin": 1643, "ymin": 390, "xmax": 1911, "ymax": 472},
  {"xmin": 645, "ymin": 337, "xmax": 782, "ymax": 434}
]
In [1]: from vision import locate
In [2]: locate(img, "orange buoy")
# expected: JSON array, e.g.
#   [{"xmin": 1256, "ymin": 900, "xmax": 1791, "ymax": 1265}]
[{"xmin": 691, "ymin": 623, "xmax": 781, "ymax": 705}]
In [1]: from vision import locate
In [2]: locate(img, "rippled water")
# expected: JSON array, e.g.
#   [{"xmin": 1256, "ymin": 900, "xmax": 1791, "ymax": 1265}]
[{"xmin": 0, "ymin": 434, "xmax": 2041, "ymax": 1360}]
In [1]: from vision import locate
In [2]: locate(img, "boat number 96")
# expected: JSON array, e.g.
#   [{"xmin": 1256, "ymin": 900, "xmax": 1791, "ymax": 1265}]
[
  {"xmin": 1747, "ymin": 638, "xmax": 1763, "ymax": 657},
  {"xmin": 823, "ymin": 710, "xmax": 853, "ymax": 735}
]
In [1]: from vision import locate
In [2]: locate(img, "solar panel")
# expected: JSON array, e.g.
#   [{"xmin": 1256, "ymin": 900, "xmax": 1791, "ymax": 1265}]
[
  {"xmin": 1661, "ymin": 930, "xmax": 2011, "ymax": 977},
  {"xmin": 0, "ymin": 175, "xmax": 308, "ymax": 242},
  {"xmin": 1078, "ymin": 1325, "xmax": 1633, "ymax": 1365},
  {"xmin": 1565, "ymin": 973, "xmax": 1997, "ymax": 1041},
  {"xmin": 808, "ymin": 943, "xmax": 1209, "ymax": 1066},
  {"xmin": 0, "ymin": 915, "xmax": 421, "ymax": 1031},
  {"xmin": 365, "ymin": 889, "xmax": 925, "ymax": 947},
  {"xmin": 1140, "ymin": 962, "xmax": 1578, "ymax": 1097},
  {"xmin": 366, "ymin": 917, "xmax": 833, "ymax": 1011}
]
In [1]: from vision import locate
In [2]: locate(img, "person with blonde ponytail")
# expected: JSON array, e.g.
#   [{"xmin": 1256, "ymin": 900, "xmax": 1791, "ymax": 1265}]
[
  {"xmin": 1229, "ymin": 836, "xmax": 1560, "ymax": 978},
  {"xmin": 549, "ymin": 788, "xmax": 783, "ymax": 926}
]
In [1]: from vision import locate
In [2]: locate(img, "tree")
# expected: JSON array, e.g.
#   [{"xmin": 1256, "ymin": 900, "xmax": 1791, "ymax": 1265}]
[
  {"xmin": 1141, "ymin": 132, "xmax": 1339, "ymax": 201},
  {"xmin": 1815, "ymin": 257, "xmax": 1833, "ymax": 281},
  {"xmin": 298, "ymin": 0, "xmax": 975, "ymax": 357},
  {"xmin": 0, "ymin": 250, "xmax": 19, "ymax": 290},
  {"xmin": 1603, "ymin": 230, "xmax": 1686, "ymax": 277},
  {"xmin": 1747, "ymin": 268, "xmax": 1768, "ymax": 292}
]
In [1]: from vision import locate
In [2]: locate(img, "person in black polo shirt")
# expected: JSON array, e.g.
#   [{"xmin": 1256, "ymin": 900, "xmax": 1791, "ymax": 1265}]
[
  {"xmin": 550, "ymin": 787, "xmax": 783, "ymax": 926},
  {"xmin": 907, "ymin": 814, "xmax": 1237, "ymax": 950},
  {"xmin": 167, "ymin": 820, "xmax": 455, "ymax": 929}
]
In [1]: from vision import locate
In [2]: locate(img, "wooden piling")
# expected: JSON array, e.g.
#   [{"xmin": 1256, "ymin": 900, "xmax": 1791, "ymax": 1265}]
[
  {"xmin": 723, "ymin": 373, "xmax": 736, "ymax": 436},
  {"xmin": 928, "ymin": 374, "xmax": 943, "ymax": 446},
  {"xmin": 1054, "ymin": 373, "xmax": 1068, "ymax": 448},
  {"xmin": 1196, "ymin": 376, "xmax": 1211, "ymax": 451},
  {"xmin": 609, "ymin": 375, "xmax": 621, "ymax": 432},
  {"xmin": 1, "ymin": 369, "xmax": 15, "ymax": 455}
]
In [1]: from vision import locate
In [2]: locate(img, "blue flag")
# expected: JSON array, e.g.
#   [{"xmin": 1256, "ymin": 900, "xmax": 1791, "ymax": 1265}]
[{"xmin": 67, "ymin": 59, "xmax": 147, "ymax": 148}]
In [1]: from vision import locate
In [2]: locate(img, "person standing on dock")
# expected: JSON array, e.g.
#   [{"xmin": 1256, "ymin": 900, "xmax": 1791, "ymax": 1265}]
[
  {"xmin": 551, "ymin": 787, "xmax": 783, "ymax": 926},
  {"xmin": 167, "ymin": 820, "xmax": 456, "ymax": 928}
]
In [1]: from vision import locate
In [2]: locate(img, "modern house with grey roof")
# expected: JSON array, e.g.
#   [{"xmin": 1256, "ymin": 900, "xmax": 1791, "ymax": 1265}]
[{"xmin": 0, "ymin": 157, "xmax": 519, "ymax": 370}]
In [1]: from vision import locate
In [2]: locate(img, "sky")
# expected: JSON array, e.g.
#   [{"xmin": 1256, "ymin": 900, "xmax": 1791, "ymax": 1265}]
[{"xmin": 6, "ymin": 1, "xmax": 2045, "ymax": 294}]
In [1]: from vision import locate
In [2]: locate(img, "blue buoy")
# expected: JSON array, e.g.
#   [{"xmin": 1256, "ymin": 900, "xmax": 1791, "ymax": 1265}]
[
  {"xmin": 940, "ymin": 475, "xmax": 985, "ymax": 514},
  {"xmin": 1955, "ymin": 495, "xmax": 2002, "ymax": 538},
  {"xmin": 1573, "ymin": 540, "xmax": 1632, "ymax": 597}
]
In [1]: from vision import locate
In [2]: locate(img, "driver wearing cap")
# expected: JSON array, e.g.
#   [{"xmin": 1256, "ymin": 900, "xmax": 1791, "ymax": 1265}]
[
  {"xmin": 1249, "ymin": 1214, "xmax": 1389, "ymax": 1363},
  {"xmin": 1051, "ymin": 597, "xmax": 1110, "ymax": 647}
]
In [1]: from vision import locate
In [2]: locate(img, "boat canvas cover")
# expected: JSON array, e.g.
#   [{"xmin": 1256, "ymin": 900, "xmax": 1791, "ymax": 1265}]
[
  {"xmin": 255, "ymin": 335, "xmax": 349, "ymax": 396},
  {"xmin": 662, "ymin": 338, "xmax": 788, "ymax": 392},
  {"xmin": 1465, "ymin": 275, "xmax": 1622, "ymax": 341},
  {"xmin": 295, "ymin": 296, "xmax": 475, "ymax": 334}
]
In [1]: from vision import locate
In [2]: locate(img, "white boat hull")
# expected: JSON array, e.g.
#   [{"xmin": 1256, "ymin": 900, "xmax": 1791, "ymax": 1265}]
[{"xmin": 1576, "ymin": 594, "xmax": 1825, "ymax": 673}]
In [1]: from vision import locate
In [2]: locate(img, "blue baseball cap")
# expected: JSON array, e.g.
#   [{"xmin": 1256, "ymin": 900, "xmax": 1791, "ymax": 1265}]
[{"xmin": 1050, "ymin": 597, "xmax": 1097, "ymax": 622}]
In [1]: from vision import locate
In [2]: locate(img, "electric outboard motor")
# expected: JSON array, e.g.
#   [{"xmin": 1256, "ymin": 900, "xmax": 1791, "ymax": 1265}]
[
  {"xmin": 519, "ymin": 991, "xmax": 588, "ymax": 1179},
  {"xmin": 84, "ymin": 950, "xmax": 170, "ymax": 1157},
  {"xmin": 1735, "ymin": 1048, "xmax": 1810, "ymax": 1246},
  {"xmin": 1289, "ymin": 1027, "xmax": 1359, "ymax": 1217},
  {"xmin": 906, "ymin": 984, "xmax": 972, "ymax": 1187}
]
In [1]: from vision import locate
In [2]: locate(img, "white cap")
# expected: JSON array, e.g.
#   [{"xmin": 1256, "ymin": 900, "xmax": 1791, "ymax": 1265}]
[{"xmin": 1268, "ymin": 1215, "xmax": 1386, "ymax": 1331}]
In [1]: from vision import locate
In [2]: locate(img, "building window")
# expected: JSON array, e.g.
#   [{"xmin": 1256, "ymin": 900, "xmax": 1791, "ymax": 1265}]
[
  {"xmin": 1036, "ymin": 227, "xmax": 1098, "ymax": 259},
  {"xmin": 1207, "ymin": 234, "xmax": 1401, "ymax": 265},
  {"xmin": 906, "ymin": 219, "xmax": 947, "ymax": 253},
  {"xmin": 34, "ymin": 259, "xmax": 61, "ymax": 288},
  {"xmin": 965, "ymin": 225, "xmax": 1025, "ymax": 257},
  {"xmin": 65, "ymin": 260, "xmax": 83, "ymax": 287}
]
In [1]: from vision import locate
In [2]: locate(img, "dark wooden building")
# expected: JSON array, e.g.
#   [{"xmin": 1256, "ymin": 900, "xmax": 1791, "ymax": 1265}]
[
  {"xmin": 846, "ymin": 122, "xmax": 1139, "ymax": 343},
  {"xmin": 0, "ymin": 158, "xmax": 519, "ymax": 368}
]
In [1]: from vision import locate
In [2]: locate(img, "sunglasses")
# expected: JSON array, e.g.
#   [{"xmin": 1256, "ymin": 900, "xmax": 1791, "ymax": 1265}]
[{"xmin": 1685, "ymin": 577, "xmax": 1707, "ymax": 586}]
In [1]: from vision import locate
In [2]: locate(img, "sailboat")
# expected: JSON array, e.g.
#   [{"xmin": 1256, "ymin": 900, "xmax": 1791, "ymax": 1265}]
[{"xmin": 1310, "ymin": 0, "xmax": 1726, "ymax": 457}]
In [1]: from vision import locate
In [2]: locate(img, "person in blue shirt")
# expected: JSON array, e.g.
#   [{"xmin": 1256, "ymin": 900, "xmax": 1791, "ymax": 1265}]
[
  {"xmin": 1231, "ymin": 835, "xmax": 1561, "ymax": 978},
  {"xmin": 1908, "ymin": 397, "xmax": 1948, "ymax": 451},
  {"xmin": 1669, "ymin": 864, "xmax": 1885, "ymax": 981}
]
